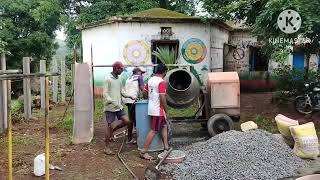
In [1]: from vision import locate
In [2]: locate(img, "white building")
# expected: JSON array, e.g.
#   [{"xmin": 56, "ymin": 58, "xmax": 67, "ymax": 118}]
[
  {"xmin": 79, "ymin": 8, "xmax": 319, "ymax": 94},
  {"xmin": 80, "ymin": 8, "xmax": 233, "ymax": 94}
]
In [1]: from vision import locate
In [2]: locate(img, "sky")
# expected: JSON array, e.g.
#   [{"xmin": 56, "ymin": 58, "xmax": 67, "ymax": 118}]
[{"xmin": 55, "ymin": 28, "xmax": 66, "ymax": 40}]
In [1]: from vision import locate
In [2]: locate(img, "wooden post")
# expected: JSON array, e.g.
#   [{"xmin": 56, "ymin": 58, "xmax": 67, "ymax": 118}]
[
  {"xmin": 61, "ymin": 59, "xmax": 66, "ymax": 103},
  {"xmin": 23, "ymin": 57, "xmax": 32, "ymax": 120},
  {"xmin": 7, "ymin": 80, "xmax": 12, "ymax": 180},
  {"xmin": 45, "ymin": 77, "xmax": 50, "ymax": 180},
  {"xmin": 40, "ymin": 60, "xmax": 46, "ymax": 109},
  {"xmin": 52, "ymin": 59, "xmax": 58, "ymax": 103},
  {"xmin": 71, "ymin": 65, "xmax": 74, "ymax": 93},
  {"xmin": 0, "ymin": 53, "xmax": 7, "ymax": 133}
]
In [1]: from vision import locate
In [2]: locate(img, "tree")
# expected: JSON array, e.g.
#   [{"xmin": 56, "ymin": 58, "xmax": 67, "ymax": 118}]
[
  {"xmin": 63, "ymin": 0, "xmax": 198, "ymax": 50},
  {"xmin": 203, "ymin": 0, "xmax": 320, "ymax": 71},
  {"xmin": 0, "ymin": 0, "xmax": 62, "ymax": 69},
  {"xmin": 252, "ymin": 0, "xmax": 320, "ymax": 69},
  {"xmin": 203, "ymin": 0, "xmax": 268, "ymax": 25}
]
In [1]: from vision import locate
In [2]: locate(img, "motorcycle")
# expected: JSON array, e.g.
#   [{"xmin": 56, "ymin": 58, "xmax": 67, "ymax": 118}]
[{"xmin": 294, "ymin": 82, "xmax": 320, "ymax": 114}]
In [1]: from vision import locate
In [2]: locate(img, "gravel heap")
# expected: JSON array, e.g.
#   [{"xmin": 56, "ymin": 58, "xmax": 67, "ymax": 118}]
[{"xmin": 161, "ymin": 129, "xmax": 307, "ymax": 180}]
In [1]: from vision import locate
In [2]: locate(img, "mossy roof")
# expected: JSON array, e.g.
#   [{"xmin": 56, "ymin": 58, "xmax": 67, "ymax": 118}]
[
  {"xmin": 128, "ymin": 8, "xmax": 192, "ymax": 19},
  {"xmin": 79, "ymin": 8, "xmax": 233, "ymax": 31}
]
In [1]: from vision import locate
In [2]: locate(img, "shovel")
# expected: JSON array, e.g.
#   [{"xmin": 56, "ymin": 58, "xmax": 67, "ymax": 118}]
[{"xmin": 144, "ymin": 147, "xmax": 173, "ymax": 180}]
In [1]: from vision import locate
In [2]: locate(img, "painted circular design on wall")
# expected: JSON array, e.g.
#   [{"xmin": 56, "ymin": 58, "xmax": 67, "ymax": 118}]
[
  {"xmin": 123, "ymin": 40, "xmax": 150, "ymax": 65},
  {"xmin": 182, "ymin": 38, "xmax": 207, "ymax": 64}
]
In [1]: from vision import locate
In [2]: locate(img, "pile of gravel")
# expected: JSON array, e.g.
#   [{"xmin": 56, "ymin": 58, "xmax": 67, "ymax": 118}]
[{"xmin": 161, "ymin": 129, "xmax": 307, "ymax": 180}]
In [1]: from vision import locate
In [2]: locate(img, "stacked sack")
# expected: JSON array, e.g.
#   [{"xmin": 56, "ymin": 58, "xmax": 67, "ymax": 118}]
[
  {"xmin": 275, "ymin": 114, "xmax": 299, "ymax": 147},
  {"xmin": 275, "ymin": 114, "xmax": 319, "ymax": 159}
]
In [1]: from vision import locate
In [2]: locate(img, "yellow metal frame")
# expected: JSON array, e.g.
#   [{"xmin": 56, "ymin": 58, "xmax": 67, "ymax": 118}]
[
  {"xmin": 7, "ymin": 80, "xmax": 12, "ymax": 180},
  {"xmin": 5, "ymin": 77, "xmax": 52, "ymax": 180}
]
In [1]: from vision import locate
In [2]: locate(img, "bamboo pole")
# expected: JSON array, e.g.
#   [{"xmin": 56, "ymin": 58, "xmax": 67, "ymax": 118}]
[
  {"xmin": 7, "ymin": 80, "xmax": 12, "ymax": 180},
  {"xmin": 45, "ymin": 77, "xmax": 50, "ymax": 180},
  {"xmin": 0, "ymin": 72, "xmax": 60, "ymax": 80},
  {"xmin": 0, "ymin": 70, "xmax": 20, "ymax": 75}
]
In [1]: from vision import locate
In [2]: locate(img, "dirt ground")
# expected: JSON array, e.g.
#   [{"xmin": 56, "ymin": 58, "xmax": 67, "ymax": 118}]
[{"xmin": 0, "ymin": 92, "xmax": 319, "ymax": 180}]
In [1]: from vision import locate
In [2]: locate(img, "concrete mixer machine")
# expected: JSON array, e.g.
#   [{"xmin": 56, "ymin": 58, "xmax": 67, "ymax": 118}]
[{"xmin": 165, "ymin": 68, "xmax": 240, "ymax": 137}]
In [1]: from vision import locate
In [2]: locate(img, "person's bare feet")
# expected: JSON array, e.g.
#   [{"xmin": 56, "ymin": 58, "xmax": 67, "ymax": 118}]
[
  {"xmin": 140, "ymin": 152, "xmax": 154, "ymax": 160},
  {"xmin": 104, "ymin": 148, "xmax": 115, "ymax": 155},
  {"xmin": 126, "ymin": 138, "xmax": 137, "ymax": 144}
]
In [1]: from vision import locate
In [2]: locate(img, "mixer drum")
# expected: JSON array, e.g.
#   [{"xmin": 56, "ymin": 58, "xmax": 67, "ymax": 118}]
[{"xmin": 164, "ymin": 68, "xmax": 200, "ymax": 108}]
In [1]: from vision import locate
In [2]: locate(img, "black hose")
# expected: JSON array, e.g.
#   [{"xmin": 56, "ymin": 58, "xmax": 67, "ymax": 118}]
[{"xmin": 117, "ymin": 129, "xmax": 140, "ymax": 180}]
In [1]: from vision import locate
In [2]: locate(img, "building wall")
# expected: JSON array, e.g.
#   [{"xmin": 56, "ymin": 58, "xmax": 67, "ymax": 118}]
[
  {"xmin": 82, "ymin": 21, "xmax": 229, "ymax": 88},
  {"xmin": 210, "ymin": 26, "xmax": 229, "ymax": 72},
  {"xmin": 309, "ymin": 54, "xmax": 319, "ymax": 71},
  {"xmin": 224, "ymin": 31, "xmax": 258, "ymax": 71}
]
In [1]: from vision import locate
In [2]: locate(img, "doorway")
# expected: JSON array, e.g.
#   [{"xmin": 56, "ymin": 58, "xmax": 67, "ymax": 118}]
[
  {"xmin": 293, "ymin": 52, "xmax": 305, "ymax": 70},
  {"xmin": 249, "ymin": 47, "xmax": 268, "ymax": 71}
]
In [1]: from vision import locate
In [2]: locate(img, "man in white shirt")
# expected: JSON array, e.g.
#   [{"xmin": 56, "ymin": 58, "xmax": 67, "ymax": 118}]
[
  {"xmin": 140, "ymin": 64, "xmax": 169, "ymax": 160},
  {"xmin": 122, "ymin": 67, "xmax": 146, "ymax": 144}
]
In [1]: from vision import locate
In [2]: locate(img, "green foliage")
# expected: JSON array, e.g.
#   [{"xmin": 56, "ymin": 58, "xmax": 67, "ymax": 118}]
[
  {"xmin": 129, "ymin": 7, "xmax": 192, "ymax": 18},
  {"xmin": 168, "ymin": 101, "xmax": 198, "ymax": 117},
  {"xmin": 65, "ymin": 68, "xmax": 73, "ymax": 97},
  {"xmin": 241, "ymin": 116, "xmax": 278, "ymax": 134},
  {"xmin": 203, "ymin": 0, "xmax": 268, "ymax": 25},
  {"xmin": 271, "ymin": 65, "xmax": 320, "ymax": 94},
  {"xmin": 11, "ymin": 99, "xmax": 24, "ymax": 122},
  {"xmin": 152, "ymin": 46, "xmax": 177, "ymax": 70},
  {"xmin": 239, "ymin": 71, "xmax": 269, "ymax": 80},
  {"xmin": 0, "ymin": 40, "xmax": 10, "ymax": 55},
  {"xmin": 269, "ymin": 48, "xmax": 291, "ymax": 63},
  {"xmin": 253, "ymin": 0, "xmax": 320, "ymax": 61},
  {"xmin": 0, "ymin": 0, "xmax": 62, "ymax": 69},
  {"xmin": 12, "ymin": 99, "xmax": 23, "ymax": 113},
  {"xmin": 204, "ymin": 0, "xmax": 320, "ymax": 65},
  {"xmin": 94, "ymin": 98, "xmax": 104, "ymax": 123},
  {"xmin": 13, "ymin": 136, "xmax": 38, "ymax": 145},
  {"xmin": 57, "ymin": 113, "xmax": 74, "ymax": 132}
]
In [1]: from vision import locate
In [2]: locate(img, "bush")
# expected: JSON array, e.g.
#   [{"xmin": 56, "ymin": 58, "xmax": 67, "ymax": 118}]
[
  {"xmin": 11, "ymin": 99, "xmax": 24, "ymax": 122},
  {"xmin": 271, "ymin": 65, "xmax": 320, "ymax": 95}
]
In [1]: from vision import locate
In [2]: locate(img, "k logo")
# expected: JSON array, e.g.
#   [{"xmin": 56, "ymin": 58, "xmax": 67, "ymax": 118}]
[{"xmin": 277, "ymin": 9, "xmax": 302, "ymax": 34}]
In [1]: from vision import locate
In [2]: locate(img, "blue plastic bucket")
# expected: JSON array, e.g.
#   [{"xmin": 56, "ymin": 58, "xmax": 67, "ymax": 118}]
[{"xmin": 135, "ymin": 100, "xmax": 164, "ymax": 152}]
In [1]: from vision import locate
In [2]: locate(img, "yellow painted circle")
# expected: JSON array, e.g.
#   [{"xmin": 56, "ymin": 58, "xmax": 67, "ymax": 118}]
[{"xmin": 186, "ymin": 44, "xmax": 204, "ymax": 60}]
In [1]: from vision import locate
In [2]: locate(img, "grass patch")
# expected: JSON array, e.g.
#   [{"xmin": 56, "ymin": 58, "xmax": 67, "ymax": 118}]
[
  {"xmin": 53, "ymin": 98, "xmax": 104, "ymax": 134},
  {"xmin": 32, "ymin": 109, "xmax": 45, "ymax": 118},
  {"xmin": 13, "ymin": 136, "xmax": 37, "ymax": 146},
  {"xmin": 241, "ymin": 115, "xmax": 279, "ymax": 134},
  {"xmin": 57, "ymin": 113, "xmax": 73, "ymax": 132},
  {"xmin": 94, "ymin": 97, "xmax": 198, "ymax": 119},
  {"xmin": 168, "ymin": 102, "xmax": 198, "ymax": 117},
  {"xmin": 94, "ymin": 98, "xmax": 104, "ymax": 123}
]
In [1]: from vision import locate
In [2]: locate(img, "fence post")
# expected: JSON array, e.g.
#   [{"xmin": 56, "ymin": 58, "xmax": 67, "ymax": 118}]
[
  {"xmin": 0, "ymin": 53, "xmax": 7, "ymax": 133},
  {"xmin": 61, "ymin": 59, "xmax": 66, "ymax": 103},
  {"xmin": 23, "ymin": 57, "xmax": 32, "ymax": 120},
  {"xmin": 40, "ymin": 60, "xmax": 46, "ymax": 109},
  {"xmin": 52, "ymin": 58, "xmax": 58, "ymax": 103}
]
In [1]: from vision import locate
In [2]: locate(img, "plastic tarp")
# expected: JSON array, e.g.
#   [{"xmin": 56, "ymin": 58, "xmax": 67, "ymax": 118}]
[{"xmin": 73, "ymin": 63, "xmax": 94, "ymax": 144}]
